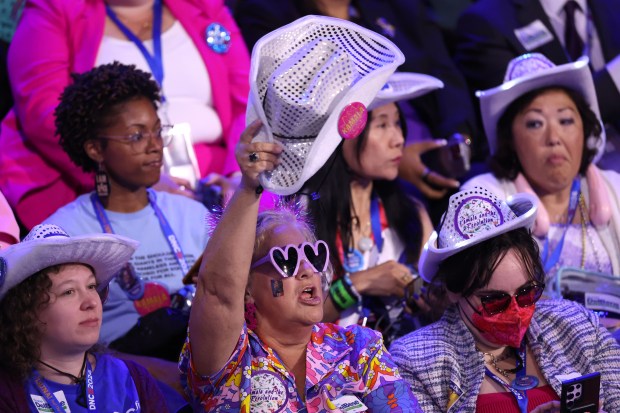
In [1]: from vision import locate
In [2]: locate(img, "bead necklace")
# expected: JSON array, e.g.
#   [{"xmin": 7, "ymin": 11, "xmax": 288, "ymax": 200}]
[{"xmin": 578, "ymin": 194, "xmax": 603, "ymax": 272}]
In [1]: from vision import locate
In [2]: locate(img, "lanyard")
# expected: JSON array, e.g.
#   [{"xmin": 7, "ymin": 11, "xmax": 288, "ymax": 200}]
[
  {"xmin": 106, "ymin": 0, "xmax": 166, "ymax": 101},
  {"xmin": 483, "ymin": 343, "xmax": 529, "ymax": 413},
  {"xmin": 90, "ymin": 190, "xmax": 190, "ymax": 274},
  {"xmin": 541, "ymin": 178, "xmax": 581, "ymax": 273},
  {"xmin": 33, "ymin": 361, "xmax": 96, "ymax": 413},
  {"xmin": 370, "ymin": 195, "xmax": 384, "ymax": 253}
]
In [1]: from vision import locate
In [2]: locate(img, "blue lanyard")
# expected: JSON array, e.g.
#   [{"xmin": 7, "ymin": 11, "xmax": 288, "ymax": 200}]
[
  {"xmin": 541, "ymin": 178, "xmax": 581, "ymax": 273},
  {"xmin": 483, "ymin": 343, "xmax": 529, "ymax": 413},
  {"xmin": 90, "ymin": 190, "xmax": 190, "ymax": 274},
  {"xmin": 370, "ymin": 195, "xmax": 383, "ymax": 253},
  {"xmin": 33, "ymin": 361, "xmax": 96, "ymax": 413},
  {"xmin": 106, "ymin": 0, "xmax": 166, "ymax": 101}
]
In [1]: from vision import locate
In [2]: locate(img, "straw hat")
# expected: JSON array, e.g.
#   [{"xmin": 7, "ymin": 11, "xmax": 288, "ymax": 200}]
[
  {"xmin": 0, "ymin": 224, "xmax": 138, "ymax": 301},
  {"xmin": 247, "ymin": 15, "xmax": 405, "ymax": 195},
  {"xmin": 477, "ymin": 53, "xmax": 605, "ymax": 163},
  {"xmin": 419, "ymin": 187, "xmax": 537, "ymax": 282}
]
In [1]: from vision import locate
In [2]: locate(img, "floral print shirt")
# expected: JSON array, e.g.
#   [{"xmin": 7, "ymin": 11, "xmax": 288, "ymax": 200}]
[{"xmin": 179, "ymin": 322, "xmax": 421, "ymax": 412}]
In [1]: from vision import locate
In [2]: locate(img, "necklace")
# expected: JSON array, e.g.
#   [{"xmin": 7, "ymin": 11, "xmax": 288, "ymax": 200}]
[
  {"xmin": 476, "ymin": 347, "xmax": 523, "ymax": 378},
  {"xmin": 578, "ymin": 194, "xmax": 604, "ymax": 272},
  {"xmin": 351, "ymin": 216, "xmax": 373, "ymax": 252},
  {"xmin": 37, "ymin": 352, "xmax": 89, "ymax": 407}
]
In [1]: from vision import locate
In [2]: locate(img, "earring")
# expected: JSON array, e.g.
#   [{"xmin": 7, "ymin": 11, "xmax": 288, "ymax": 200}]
[
  {"xmin": 95, "ymin": 163, "xmax": 110, "ymax": 198},
  {"xmin": 244, "ymin": 302, "xmax": 258, "ymax": 331}
]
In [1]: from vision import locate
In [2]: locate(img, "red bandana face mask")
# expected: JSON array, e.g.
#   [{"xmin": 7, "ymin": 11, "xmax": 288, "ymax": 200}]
[{"xmin": 466, "ymin": 298, "xmax": 535, "ymax": 348}]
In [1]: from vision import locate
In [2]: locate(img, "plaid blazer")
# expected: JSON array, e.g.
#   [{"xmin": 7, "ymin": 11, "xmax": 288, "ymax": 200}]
[{"xmin": 389, "ymin": 299, "xmax": 620, "ymax": 412}]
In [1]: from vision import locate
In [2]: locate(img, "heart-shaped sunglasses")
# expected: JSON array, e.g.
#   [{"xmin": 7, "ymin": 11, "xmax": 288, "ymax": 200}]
[{"xmin": 251, "ymin": 240, "xmax": 330, "ymax": 278}]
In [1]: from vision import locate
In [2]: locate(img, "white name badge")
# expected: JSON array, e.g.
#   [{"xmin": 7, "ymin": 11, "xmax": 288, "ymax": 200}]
[
  {"xmin": 30, "ymin": 391, "xmax": 72, "ymax": 413},
  {"xmin": 514, "ymin": 20, "xmax": 554, "ymax": 51},
  {"xmin": 331, "ymin": 395, "xmax": 368, "ymax": 412},
  {"xmin": 585, "ymin": 292, "xmax": 620, "ymax": 314}
]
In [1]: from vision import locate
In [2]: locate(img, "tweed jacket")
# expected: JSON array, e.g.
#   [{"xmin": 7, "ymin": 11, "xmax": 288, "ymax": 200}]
[{"xmin": 389, "ymin": 299, "xmax": 620, "ymax": 412}]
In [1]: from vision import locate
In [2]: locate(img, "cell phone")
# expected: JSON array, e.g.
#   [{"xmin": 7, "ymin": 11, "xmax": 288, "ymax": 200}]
[
  {"xmin": 420, "ymin": 133, "xmax": 471, "ymax": 179},
  {"xmin": 560, "ymin": 372, "xmax": 600, "ymax": 413}
]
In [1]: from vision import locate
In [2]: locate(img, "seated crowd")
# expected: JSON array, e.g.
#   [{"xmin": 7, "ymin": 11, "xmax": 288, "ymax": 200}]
[{"xmin": 1, "ymin": 1, "xmax": 620, "ymax": 412}]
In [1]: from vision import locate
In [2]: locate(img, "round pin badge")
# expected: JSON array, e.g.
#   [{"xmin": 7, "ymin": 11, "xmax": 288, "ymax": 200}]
[
  {"xmin": 343, "ymin": 248, "xmax": 364, "ymax": 273},
  {"xmin": 511, "ymin": 375, "xmax": 539, "ymax": 391},
  {"xmin": 251, "ymin": 371, "xmax": 288, "ymax": 412},
  {"xmin": 133, "ymin": 282, "xmax": 171, "ymax": 316},
  {"xmin": 206, "ymin": 22, "xmax": 231, "ymax": 54},
  {"xmin": 338, "ymin": 102, "xmax": 368, "ymax": 139},
  {"xmin": 454, "ymin": 196, "xmax": 504, "ymax": 240}
]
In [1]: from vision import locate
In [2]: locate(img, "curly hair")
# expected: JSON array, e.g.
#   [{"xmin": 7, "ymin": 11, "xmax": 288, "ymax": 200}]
[
  {"xmin": 54, "ymin": 61, "xmax": 161, "ymax": 173},
  {"xmin": 0, "ymin": 266, "xmax": 56, "ymax": 380},
  {"xmin": 490, "ymin": 86, "xmax": 603, "ymax": 180}
]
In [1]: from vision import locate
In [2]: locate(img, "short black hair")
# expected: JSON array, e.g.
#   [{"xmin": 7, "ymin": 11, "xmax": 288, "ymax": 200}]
[
  {"xmin": 430, "ymin": 228, "xmax": 544, "ymax": 300},
  {"xmin": 490, "ymin": 86, "xmax": 603, "ymax": 180},
  {"xmin": 54, "ymin": 62, "xmax": 161, "ymax": 173}
]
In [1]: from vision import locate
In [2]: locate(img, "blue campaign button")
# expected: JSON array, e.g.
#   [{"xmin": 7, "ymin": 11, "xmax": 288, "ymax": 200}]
[{"xmin": 206, "ymin": 22, "xmax": 231, "ymax": 54}]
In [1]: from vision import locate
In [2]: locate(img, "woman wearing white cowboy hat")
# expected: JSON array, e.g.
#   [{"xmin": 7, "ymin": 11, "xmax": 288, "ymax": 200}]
[
  {"xmin": 299, "ymin": 72, "xmax": 442, "ymax": 345},
  {"xmin": 0, "ymin": 224, "xmax": 169, "ymax": 412},
  {"xmin": 463, "ymin": 53, "xmax": 620, "ymax": 281},
  {"xmin": 389, "ymin": 187, "xmax": 620, "ymax": 412}
]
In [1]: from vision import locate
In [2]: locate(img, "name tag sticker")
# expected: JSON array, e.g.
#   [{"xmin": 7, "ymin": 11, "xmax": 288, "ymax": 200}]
[
  {"xmin": 514, "ymin": 20, "xmax": 554, "ymax": 50},
  {"xmin": 332, "ymin": 395, "xmax": 367, "ymax": 412}
]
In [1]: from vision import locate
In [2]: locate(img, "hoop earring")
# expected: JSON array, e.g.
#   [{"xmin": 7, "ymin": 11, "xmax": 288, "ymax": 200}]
[{"xmin": 95, "ymin": 163, "xmax": 110, "ymax": 198}]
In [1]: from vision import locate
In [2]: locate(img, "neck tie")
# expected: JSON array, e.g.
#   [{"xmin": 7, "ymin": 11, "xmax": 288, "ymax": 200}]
[{"xmin": 564, "ymin": 0, "xmax": 584, "ymax": 61}]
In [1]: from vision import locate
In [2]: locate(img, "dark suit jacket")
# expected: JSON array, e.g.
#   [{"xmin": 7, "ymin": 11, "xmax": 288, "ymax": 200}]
[
  {"xmin": 455, "ymin": 0, "xmax": 620, "ymax": 123},
  {"xmin": 234, "ymin": 0, "xmax": 478, "ymax": 140}
]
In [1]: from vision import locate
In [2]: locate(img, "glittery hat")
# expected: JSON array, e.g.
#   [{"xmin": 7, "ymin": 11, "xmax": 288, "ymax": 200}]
[
  {"xmin": 246, "ymin": 15, "xmax": 404, "ymax": 195},
  {"xmin": 477, "ymin": 53, "xmax": 605, "ymax": 163},
  {"xmin": 419, "ymin": 187, "xmax": 537, "ymax": 282}
]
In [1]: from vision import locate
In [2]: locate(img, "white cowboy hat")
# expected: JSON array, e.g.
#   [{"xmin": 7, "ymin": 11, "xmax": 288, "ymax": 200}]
[
  {"xmin": 477, "ymin": 53, "xmax": 605, "ymax": 163},
  {"xmin": 0, "ymin": 224, "xmax": 139, "ymax": 301},
  {"xmin": 247, "ymin": 15, "xmax": 405, "ymax": 195},
  {"xmin": 419, "ymin": 187, "xmax": 538, "ymax": 282},
  {"xmin": 368, "ymin": 72, "xmax": 444, "ymax": 111}
]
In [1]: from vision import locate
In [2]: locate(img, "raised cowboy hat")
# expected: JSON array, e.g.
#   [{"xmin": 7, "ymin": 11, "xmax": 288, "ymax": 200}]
[
  {"xmin": 477, "ymin": 53, "xmax": 606, "ymax": 163},
  {"xmin": 247, "ymin": 15, "xmax": 405, "ymax": 195},
  {"xmin": 0, "ymin": 224, "xmax": 138, "ymax": 301},
  {"xmin": 419, "ymin": 187, "xmax": 538, "ymax": 282},
  {"xmin": 368, "ymin": 72, "xmax": 444, "ymax": 111}
]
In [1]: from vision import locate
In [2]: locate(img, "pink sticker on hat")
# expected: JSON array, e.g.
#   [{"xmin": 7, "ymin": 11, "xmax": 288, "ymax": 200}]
[
  {"xmin": 338, "ymin": 102, "xmax": 368, "ymax": 139},
  {"xmin": 454, "ymin": 196, "xmax": 504, "ymax": 239}
]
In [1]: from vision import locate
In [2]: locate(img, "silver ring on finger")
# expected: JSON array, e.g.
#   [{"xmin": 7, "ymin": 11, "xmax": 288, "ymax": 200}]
[{"xmin": 249, "ymin": 152, "xmax": 259, "ymax": 163}]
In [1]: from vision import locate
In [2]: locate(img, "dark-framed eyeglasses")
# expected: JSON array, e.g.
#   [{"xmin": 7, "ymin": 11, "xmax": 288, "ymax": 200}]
[
  {"xmin": 473, "ymin": 281, "xmax": 545, "ymax": 316},
  {"xmin": 98, "ymin": 124, "xmax": 174, "ymax": 151},
  {"xmin": 251, "ymin": 240, "xmax": 330, "ymax": 278}
]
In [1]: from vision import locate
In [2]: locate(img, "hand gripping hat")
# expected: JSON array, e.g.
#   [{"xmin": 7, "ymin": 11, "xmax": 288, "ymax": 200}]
[
  {"xmin": 247, "ymin": 15, "xmax": 405, "ymax": 195},
  {"xmin": 477, "ymin": 53, "xmax": 605, "ymax": 163},
  {"xmin": 0, "ymin": 224, "xmax": 139, "ymax": 301},
  {"xmin": 419, "ymin": 187, "xmax": 538, "ymax": 282}
]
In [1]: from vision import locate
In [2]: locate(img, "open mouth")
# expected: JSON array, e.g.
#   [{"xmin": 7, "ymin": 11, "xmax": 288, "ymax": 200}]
[{"xmin": 299, "ymin": 285, "xmax": 321, "ymax": 304}]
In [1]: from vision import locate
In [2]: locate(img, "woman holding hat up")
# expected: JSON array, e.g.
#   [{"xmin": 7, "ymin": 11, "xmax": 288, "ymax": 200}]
[
  {"xmin": 463, "ymin": 53, "xmax": 620, "ymax": 280},
  {"xmin": 0, "ymin": 224, "xmax": 167, "ymax": 412},
  {"xmin": 389, "ymin": 187, "xmax": 620, "ymax": 412},
  {"xmin": 300, "ymin": 72, "xmax": 441, "ymax": 344}
]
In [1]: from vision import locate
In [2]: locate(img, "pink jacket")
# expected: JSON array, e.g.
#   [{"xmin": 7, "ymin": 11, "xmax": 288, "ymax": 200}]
[{"xmin": 0, "ymin": 0, "xmax": 249, "ymax": 228}]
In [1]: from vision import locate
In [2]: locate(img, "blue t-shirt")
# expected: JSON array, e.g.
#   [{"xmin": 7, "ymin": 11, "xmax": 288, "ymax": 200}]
[
  {"xmin": 26, "ymin": 354, "xmax": 140, "ymax": 413},
  {"xmin": 44, "ymin": 191, "xmax": 210, "ymax": 343}
]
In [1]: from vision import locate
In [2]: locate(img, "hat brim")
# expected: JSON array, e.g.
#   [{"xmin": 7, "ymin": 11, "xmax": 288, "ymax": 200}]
[
  {"xmin": 419, "ymin": 193, "xmax": 538, "ymax": 282},
  {"xmin": 477, "ymin": 57, "xmax": 605, "ymax": 163},
  {"xmin": 0, "ymin": 234, "xmax": 138, "ymax": 301},
  {"xmin": 247, "ymin": 15, "xmax": 405, "ymax": 195},
  {"xmin": 368, "ymin": 72, "xmax": 444, "ymax": 111}
]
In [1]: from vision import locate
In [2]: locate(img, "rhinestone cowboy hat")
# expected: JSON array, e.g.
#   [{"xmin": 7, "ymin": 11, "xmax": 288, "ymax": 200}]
[
  {"xmin": 246, "ymin": 15, "xmax": 405, "ymax": 195},
  {"xmin": 477, "ymin": 53, "xmax": 605, "ymax": 163},
  {"xmin": 368, "ymin": 72, "xmax": 444, "ymax": 110},
  {"xmin": 419, "ymin": 187, "xmax": 538, "ymax": 282},
  {"xmin": 0, "ymin": 224, "xmax": 138, "ymax": 301}
]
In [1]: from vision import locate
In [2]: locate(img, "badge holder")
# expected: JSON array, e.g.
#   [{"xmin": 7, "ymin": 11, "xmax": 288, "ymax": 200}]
[
  {"xmin": 556, "ymin": 266, "xmax": 620, "ymax": 320},
  {"xmin": 163, "ymin": 122, "xmax": 201, "ymax": 189}
]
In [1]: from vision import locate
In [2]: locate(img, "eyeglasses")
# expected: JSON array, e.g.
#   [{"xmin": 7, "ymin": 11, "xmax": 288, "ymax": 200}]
[
  {"xmin": 98, "ymin": 124, "xmax": 174, "ymax": 151},
  {"xmin": 251, "ymin": 240, "xmax": 329, "ymax": 278},
  {"xmin": 473, "ymin": 282, "xmax": 545, "ymax": 315}
]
